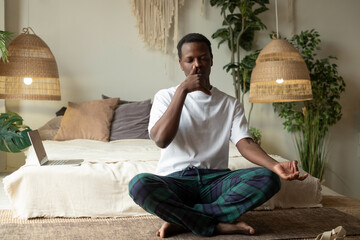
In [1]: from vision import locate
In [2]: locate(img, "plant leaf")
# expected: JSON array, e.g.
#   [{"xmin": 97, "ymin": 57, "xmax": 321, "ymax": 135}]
[
  {"xmin": 0, "ymin": 112, "xmax": 32, "ymax": 153},
  {"xmin": 0, "ymin": 30, "xmax": 13, "ymax": 62}
]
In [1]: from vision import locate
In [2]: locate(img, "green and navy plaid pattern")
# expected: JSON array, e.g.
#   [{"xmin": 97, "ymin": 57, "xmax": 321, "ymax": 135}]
[{"xmin": 129, "ymin": 167, "xmax": 280, "ymax": 236}]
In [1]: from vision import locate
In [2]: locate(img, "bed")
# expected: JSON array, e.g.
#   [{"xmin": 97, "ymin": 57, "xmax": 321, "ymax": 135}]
[
  {"xmin": 3, "ymin": 97, "xmax": 323, "ymax": 219},
  {"xmin": 4, "ymin": 138, "xmax": 324, "ymax": 219}
]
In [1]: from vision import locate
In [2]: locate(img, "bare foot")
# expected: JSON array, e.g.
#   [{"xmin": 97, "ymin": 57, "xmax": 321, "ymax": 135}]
[
  {"xmin": 156, "ymin": 222, "xmax": 187, "ymax": 238},
  {"xmin": 215, "ymin": 221, "xmax": 255, "ymax": 235}
]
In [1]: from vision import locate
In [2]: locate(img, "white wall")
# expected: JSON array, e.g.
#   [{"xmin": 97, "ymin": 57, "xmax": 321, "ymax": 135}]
[
  {"xmin": 293, "ymin": 1, "xmax": 360, "ymax": 199},
  {"xmin": 3, "ymin": 0, "xmax": 360, "ymax": 199}
]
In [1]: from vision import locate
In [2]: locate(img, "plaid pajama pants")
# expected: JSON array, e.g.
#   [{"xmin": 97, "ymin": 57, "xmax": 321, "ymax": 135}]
[{"xmin": 129, "ymin": 166, "xmax": 280, "ymax": 236}]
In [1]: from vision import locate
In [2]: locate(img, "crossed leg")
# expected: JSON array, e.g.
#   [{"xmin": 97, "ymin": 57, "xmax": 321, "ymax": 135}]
[{"xmin": 129, "ymin": 168, "xmax": 280, "ymax": 237}]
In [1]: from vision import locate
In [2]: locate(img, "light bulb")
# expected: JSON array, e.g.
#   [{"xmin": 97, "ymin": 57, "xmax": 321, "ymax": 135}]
[
  {"xmin": 24, "ymin": 77, "xmax": 33, "ymax": 85},
  {"xmin": 276, "ymin": 78, "xmax": 284, "ymax": 84}
]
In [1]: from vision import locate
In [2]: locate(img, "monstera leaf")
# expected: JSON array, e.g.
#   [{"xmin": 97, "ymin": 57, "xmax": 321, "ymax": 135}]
[{"xmin": 0, "ymin": 112, "xmax": 32, "ymax": 153}]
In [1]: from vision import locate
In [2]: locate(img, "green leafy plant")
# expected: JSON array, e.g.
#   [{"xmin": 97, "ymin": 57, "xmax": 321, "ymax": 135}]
[
  {"xmin": 0, "ymin": 30, "xmax": 13, "ymax": 62},
  {"xmin": 273, "ymin": 29, "xmax": 346, "ymax": 181},
  {"xmin": 0, "ymin": 112, "xmax": 32, "ymax": 153},
  {"xmin": 238, "ymin": 49, "xmax": 260, "ymax": 123},
  {"xmin": 210, "ymin": 0, "xmax": 268, "ymax": 101},
  {"xmin": 249, "ymin": 126, "xmax": 262, "ymax": 145},
  {"xmin": 294, "ymin": 108, "xmax": 327, "ymax": 181},
  {"xmin": 210, "ymin": 0, "xmax": 269, "ymax": 144}
]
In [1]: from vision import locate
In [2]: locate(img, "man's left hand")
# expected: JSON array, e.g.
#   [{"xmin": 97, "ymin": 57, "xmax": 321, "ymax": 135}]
[{"xmin": 273, "ymin": 161, "xmax": 308, "ymax": 181}]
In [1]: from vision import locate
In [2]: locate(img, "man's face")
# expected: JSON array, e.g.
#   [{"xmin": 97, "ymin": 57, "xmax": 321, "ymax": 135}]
[{"xmin": 179, "ymin": 42, "xmax": 213, "ymax": 78}]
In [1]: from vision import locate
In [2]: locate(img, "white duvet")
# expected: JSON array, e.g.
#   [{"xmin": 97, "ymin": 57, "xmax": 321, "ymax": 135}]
[{"xmin": 3, "ymin": 139, "xmax": 322, "ymax": 219}]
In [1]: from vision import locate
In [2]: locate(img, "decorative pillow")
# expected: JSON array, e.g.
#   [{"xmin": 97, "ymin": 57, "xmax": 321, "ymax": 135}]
[
  {"xmin": 56, "ymin": 106, "xmax": 67, "ymax": 116},
  {"xmin": 110, "ymin": 99, "xmax": 152, "ymax": 140},
  {"xmin": 101, "ymin": 94, "xmax": 133, "ymax": 105},
  {"xmin": 54, "ymin": 98, "xmax": 119, "ymax": 141},
  {"xmin": 37, "ymin": 116, "xmax": 63, "ymax": 140}
]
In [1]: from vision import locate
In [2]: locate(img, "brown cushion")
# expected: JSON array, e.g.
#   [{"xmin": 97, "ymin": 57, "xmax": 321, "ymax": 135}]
[{"xmin": 54, "ymin": 98, "xmax": 119, "ymax": 141}]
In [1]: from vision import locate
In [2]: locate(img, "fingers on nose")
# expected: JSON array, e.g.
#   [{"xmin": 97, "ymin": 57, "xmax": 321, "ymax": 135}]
[{"xmin": 194, "ymin": 59, "xmax": 201, "ymax": 67}]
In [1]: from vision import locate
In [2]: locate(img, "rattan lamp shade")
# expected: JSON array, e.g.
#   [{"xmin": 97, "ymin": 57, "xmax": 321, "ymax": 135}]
[
  {"xmin": 249, "ymin": 38, "xmax": 312, "ymax": 103},
  {"xmin": 0, "ymin": 28, "xmax": 61, "ymax": 100}
]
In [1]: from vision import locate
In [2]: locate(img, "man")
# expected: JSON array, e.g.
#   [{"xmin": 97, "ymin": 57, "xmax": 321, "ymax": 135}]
[{"xmin": 129, "ymin": 33, "xmax": 307, "ymax": 238}]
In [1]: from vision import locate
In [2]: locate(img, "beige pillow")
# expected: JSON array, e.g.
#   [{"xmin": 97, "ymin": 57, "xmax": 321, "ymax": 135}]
[{"xmin": 54, "ymin": 98, "xmax": 119, "ymax": 141}]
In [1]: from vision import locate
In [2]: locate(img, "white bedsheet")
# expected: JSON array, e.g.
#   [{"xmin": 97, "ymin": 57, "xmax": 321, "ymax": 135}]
[{"xmin": 3, "ymin": 139, "xmax": 322, "ymax": 219}]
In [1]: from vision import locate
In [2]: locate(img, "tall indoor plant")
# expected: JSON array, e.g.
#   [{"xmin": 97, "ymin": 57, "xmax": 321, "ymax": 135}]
[
  {"xmin": 209, "ymin": 0, "xmax": 269, "ymax": 144},
  {"xmin": 0, "ymin": 30, "xmax": 32, "ymax": 153},
  {"xmin": 273, "ymin": 29, "xmax": 346, "ymax": 181}
]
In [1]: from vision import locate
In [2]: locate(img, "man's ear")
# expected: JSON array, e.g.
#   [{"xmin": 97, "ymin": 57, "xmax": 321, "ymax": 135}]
[
  {"xmin": 179, "ymin": 59, "xmax": 184, "ymax": 71},
  {"xmin": 210, "ymin": 56, "xmax": 213, "ymax": 67}
]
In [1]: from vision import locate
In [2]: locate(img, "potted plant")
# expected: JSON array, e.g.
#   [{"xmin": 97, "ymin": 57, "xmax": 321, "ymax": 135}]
[
  {"xmin": 0, "ymin": 30, "xmax": 32, "ymax": 153},
  {"xmin": 209, "ymin": 0, "xmax": 269, "ymax": 145},
  {"xmin": 273, "ymin": 29, "xmax": 346, "ymax": 181},
  {"xmin": 0, "ymin": 112, "xmax": 32, "ymax": 152}
]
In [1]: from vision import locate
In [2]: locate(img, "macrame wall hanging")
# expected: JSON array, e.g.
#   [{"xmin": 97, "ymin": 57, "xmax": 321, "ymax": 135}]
[{"xmin": 131, "ymin": 0, "xmax": 185, "ymax": 54}]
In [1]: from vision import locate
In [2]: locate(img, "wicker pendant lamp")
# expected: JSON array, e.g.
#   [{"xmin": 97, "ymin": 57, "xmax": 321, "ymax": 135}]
[
  {"xmin": 249, "ymin": 0, "xmax": 312, "ymax": 103},
  {"xmin": 0, "ymin": 27, "xmax": 61, "ymax": 100},
  {"xmin": 249, "ymin": 35, "xmax": 312, "ymax": 102}
]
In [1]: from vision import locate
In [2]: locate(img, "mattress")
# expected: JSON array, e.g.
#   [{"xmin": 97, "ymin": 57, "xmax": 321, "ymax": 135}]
[{"xmin": 3, "ymin": 139, "xmax": 322, "ymax": 219}]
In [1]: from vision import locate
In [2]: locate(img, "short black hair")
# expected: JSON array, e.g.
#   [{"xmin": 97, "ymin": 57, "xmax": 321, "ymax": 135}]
[{"xmin": 177, "ymin": 33, "xmax": 213, "ymax": 60}]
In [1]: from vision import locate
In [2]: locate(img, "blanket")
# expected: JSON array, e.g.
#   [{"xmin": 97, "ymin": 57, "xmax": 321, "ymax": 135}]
[{"xmin": 3, "ymin": 139, "xmax": 322, "ymax": 219}]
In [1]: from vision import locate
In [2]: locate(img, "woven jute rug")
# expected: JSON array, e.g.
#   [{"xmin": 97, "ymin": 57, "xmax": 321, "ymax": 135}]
[{"xmin": 1, "ymin": 196, "xmax": 360, "ymax": 240}]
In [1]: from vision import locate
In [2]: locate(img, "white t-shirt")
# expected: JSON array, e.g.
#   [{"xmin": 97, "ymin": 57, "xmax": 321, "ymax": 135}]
[{"xmin": 148, "ymin": 86, "xmax": 251, "ymax": 176}]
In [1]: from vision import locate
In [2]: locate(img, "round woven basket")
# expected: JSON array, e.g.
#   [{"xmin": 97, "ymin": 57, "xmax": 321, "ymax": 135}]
[
  {"xmin": 0, "ymin": 28, "xmax": 61, "ymax": 100},
  {"xmin": 249, "ymin": 38, "xmax": 312, "ymax": 103}
]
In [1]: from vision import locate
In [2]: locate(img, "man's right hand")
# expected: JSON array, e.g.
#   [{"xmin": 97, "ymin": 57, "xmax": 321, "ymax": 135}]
[
  {"xmin": 180, "ymin": 65, "xmax": 211, "ymax": 96},
  {"xmin": 150, "ymin": 66, "xmax": 211, "ymax": 148}
]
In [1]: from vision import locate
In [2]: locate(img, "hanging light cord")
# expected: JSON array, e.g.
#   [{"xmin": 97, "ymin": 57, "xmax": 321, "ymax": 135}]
[
  {"xmin": 27, "ymin": 0, "xmax": 30, "ymax": 28},
  {"xmin": 275, "ymin": 0, "xmax": 279, "ymax": 39},
  {"xmin": 22, "ymin": 27, "xmax": 36, "ymax": 35},
  {"xmin": 24, "ymin": 0, "xmax": 36, "ymax": 35}
]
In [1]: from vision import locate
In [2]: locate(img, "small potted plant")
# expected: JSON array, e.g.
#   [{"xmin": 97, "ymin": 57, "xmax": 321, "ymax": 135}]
[{"xmin": 0, "ymin": 112, "xmax": 32, "ymax": 152}]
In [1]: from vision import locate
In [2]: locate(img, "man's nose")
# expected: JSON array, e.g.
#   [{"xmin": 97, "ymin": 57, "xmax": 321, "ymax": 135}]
[{"xmin": 194, "ymin": 58, "xmax": 201, "ymax": 67}]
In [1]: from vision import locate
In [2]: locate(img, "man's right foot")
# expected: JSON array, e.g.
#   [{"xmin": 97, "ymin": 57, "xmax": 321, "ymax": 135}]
[{"xmin": 156, "ymin": 222, "xmax": 187, "ymax": 238}]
